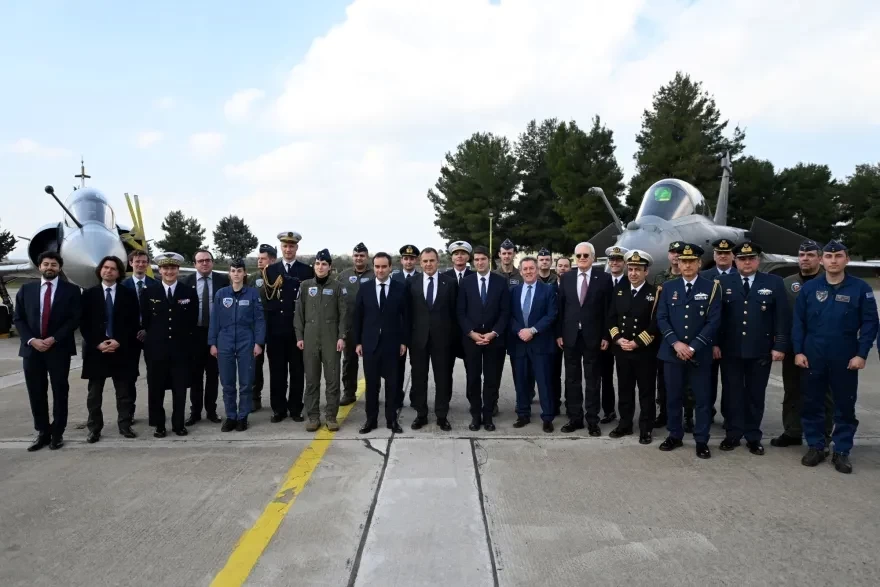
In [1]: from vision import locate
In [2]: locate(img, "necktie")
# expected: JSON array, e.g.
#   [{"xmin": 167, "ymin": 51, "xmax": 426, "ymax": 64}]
[
  {"xmin": 406, "ymin": 273, "xmax": 412, "ymax": 281},
  {"xmin": 632, "ymin": 288, "xmax": 638, "ymax": 297},
  {"xmin": 743, "ymin": 277, "xmax": 750, "ymax": 295},
  {"xmin": 523, "ymin": 285, "xmax": 533, "ymax": 327},
  {"xmin": 426, "ymin": 276, "xmax": 434, "ymax": 310},
  {"xmin": 458, "ymin": 272, "xmax": 463, "ymax": 283},
  {"xmin": 614, "ymin": 277, "xmax": 619, "ymax": 287},
  {"xmin": 686, "ymin": 282, "xmax": 693, "ymax": 297},
  {"xmin": 578, "ymin": 272, "xmax": 589, "ymax": 305},
  {"xmin": 286, "ymin": 263, "xmax": 292, "ymax": 274},
  {"xmin": 200, "ymin": 276, "xmax": 210, "ymax": 327},
  {"xmin": 41, "ymin": 282, "xmax": 52, "ymax": 338},
  {"xmin": 379, "ymin": 282, "xmax": 386, "ymax": 311},
  {"xmin": 167, "ymin": 286, "xmax": 173, "ymax": 303},
  {"xmin": 105, "ymin": 287, "xmax": 114, "ymax": 338},
  {"xmin": 136, "ymin": 280, "xmax": 144, "ymax": 299},
  {"xmin": 480, "ymin": 277, "xmax": 487, "ymax": 305}
]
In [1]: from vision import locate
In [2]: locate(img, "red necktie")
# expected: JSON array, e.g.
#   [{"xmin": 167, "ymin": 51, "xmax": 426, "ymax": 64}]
[{"xmin": 41, "ymin": 282, "xmax": 52, "ymax": 338}]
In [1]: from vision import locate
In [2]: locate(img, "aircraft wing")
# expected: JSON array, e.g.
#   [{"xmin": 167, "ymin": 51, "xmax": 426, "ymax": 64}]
[
  {"xmin": 761, "ymin": 254, "xmax": 880, "ymax": 279},
  {"xmin": 0, "ymin": 263, "xmax": 37, "ymax": 279}
]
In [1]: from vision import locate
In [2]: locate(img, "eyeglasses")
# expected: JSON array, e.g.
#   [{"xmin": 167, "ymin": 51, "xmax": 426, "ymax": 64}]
[
  {"xmin": 575, "ymin": 253, "xmax": 590, "ymax": 259},
  {"xmin": 196, "ymin": 259, "xmax": 213, "ymax": 264}
]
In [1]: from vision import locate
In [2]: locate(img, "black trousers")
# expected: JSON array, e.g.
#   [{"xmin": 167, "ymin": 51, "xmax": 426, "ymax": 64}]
[
  {"xmin": 147, "ymin": 359, "xmax": 188, "ymax": 431},
  {"xmin": 600, "ymin": 348, "xmax": 616, "ymax": 416},
  {"xmin": 267, "ymin": 335, "xmax": 305, "ymax": 417},
  {"xmin": 396, "ymin": 349, "xmax": 409, "ymax": 409},
  {"xmin": 363, "ymin": 347, "xmax": 400, "ymax": 426},
  {"xmin": 23, "ymin": 350, "xmax": 71, "ymax": 438},
  {"xmin": 253, "ymin": 344, "xmax": 265, "ymax": 401},
  {"xmin": 87, "ymin": 376, "xmax": 133, "ymax": 433},
  {"xmin": 552, "ymin": 348, "xmax": 564, "ymax": 413},
  {"xmin": 615, "ymin": 353, "xmax": 657, "ymax": 434},
  {"xmin": 189, "ymin": 327, "xmax": 219, "ymax": 417},
  {"xmin": 128, "ymin": 344, "xmax": 143, "ymax": 419},
  {"xmin": 563, "ymin": 338, "xmax": 600, "ymax": 425},
  {"xmin": 464, "ymin": 338, "xmax": 504, "ymax": 422},
  {"xmin": 710, "ymin": 358, "xmax": 726, "ymax": 420},
  {"xmin": 410, "ymin": 337, "xmax": 454, "ymax": 419},
  {"xmin": 722, "ymin": 356, "xmax": 772, "ymax": 443}
]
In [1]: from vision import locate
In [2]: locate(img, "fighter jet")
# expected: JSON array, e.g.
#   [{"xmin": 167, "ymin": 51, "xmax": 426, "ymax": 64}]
[{"xmin": 588, "ymin": 154, "xmax": 878, "ymax": 276}]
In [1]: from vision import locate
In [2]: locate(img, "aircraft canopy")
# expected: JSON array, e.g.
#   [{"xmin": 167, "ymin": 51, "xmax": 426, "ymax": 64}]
[
  {"xmin": 635, "ymin": 179, "xmax": 712, "ymax": 221},
  {"xmin": 63, "ymin": 188, "xmax": 116, "ymax": 230}
]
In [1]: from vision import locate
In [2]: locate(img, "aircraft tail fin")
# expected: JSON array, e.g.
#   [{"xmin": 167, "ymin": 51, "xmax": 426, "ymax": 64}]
[
  {"xmin": 713, "ymin": 152, "xmax": 731, "ymax": 225},
  {"xmin": 588, "ymin": 222, "xmax": 620, "ymax": 256},
  {"xmin": 749, "ymin": 217, "xmax": 810, "ymax": 255}
]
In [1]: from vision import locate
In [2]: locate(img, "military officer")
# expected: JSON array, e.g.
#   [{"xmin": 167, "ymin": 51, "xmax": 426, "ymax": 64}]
[
  {"xmin": 248, "ymin": 243, "xmax": 277, "ymax": 411},
  {"xmin": 714, "ymin": 242, "xmax": 788, "ymax": 455},
  {"xmin": 652, "ymin": 241, "xmax": 684, "ymax": 430},
  {"xmin": 392, "ymin": 244, "xmax": 421, "ymax": 410},
  {"xmin": 295, "ymin": 249, "xmax": 348, "ymax": 432},
  {"xmin": 551, "ymin": 256, "xmax": 571, "ymax": 414},
  {"xmin": 601, "ymin": 246, "xmax": 629, "ymax": 424},
  {"xmin": 607, "ymin": 250, "xmax": 659, "ymax": 444},
  {"xmin": 276, "ymin": 230, "xmax": 315, "ymax": 282},
  {"xmin": 792, "ymin": 241, "xmax": 878, "ymax": 474},
  {"xmin": 140, "ymin": 252, "xmax": 199, "ymax": 437},
  {"xmin": 772, "ymin": 239, "xmax": 833, "ymax": 447},
  {"xmin": 493, "ymin": 238, "xmax": 521, "ymax": 414},
  {"xmin": 337, "ymin": 242, "xmax": 375, "ymax": 405},
  {"xmin": 656, "ymin": 243, "xmax": 721, "ymax": 459},
  {"xmin": 701, "ymin": 238, "xmax": 738, "ymax": 424},
  {"xmin": 536, "ymin": 248, "xmax": 557, "ymax": 284},
  {"xmin": 444, "ymin": 240, "xmax": 474, "ymax": 285}
]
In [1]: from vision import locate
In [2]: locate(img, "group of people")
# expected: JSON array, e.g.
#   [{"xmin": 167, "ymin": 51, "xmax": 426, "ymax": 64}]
[{"xmin": 13, "ymin": 230, "xmax": 878, "ymax": 473}]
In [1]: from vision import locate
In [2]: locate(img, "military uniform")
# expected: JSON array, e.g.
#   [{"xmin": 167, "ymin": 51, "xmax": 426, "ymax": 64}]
[
  {"xmin": 607, "ymin": 250, "xmax": 658, "ymax": 441},
  {"xmin": 537, "ymin": 270, "xmax": 557, "ymax": 284},
  {"xmin": 716, "ymin": 243, "xmax": 789, "ymax": 452},
  {"xmin": 391, "ymin": 244, "xmax": 421, "ymax": 409},
  {"xmin": 337, "ymin": 244, "xmax": 375, "ymax": 403},
  {"xmin": 700, "ymin": 238, "xmax": 738, "ymax": 424},
  {"xmin": 248, "ymin": 261, "xmax": 271, "ymax": 408},
  {"xmin": 444, "ymin": 241, "xmax": 474, "ymax": 363},
  {"xmin": 493, "ymin": 239, "xmax": 521, "ymax": 412},
  {"xmin": 294, "ymin": 249, "xmax": 348, "ymax": 429},
  {"xmin": 792, "ymin": 241, "xmax": 878, "ymax": 471},
  {"xmin": 652, "ymin": 251, "xmax": 685, "ymax": 427},
  {"xmin": 601, "ymin": 245, "xmax": 629, "ymax": 423}
]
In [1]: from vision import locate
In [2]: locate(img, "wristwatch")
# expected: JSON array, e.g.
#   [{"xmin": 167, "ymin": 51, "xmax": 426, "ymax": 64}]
[{"xmin": 530, "ymin": 327, "xmax": 538, "ymax": 335}]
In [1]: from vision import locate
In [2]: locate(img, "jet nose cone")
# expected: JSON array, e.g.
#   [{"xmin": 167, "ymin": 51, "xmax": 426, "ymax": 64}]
[{"xmin": 60, "ymin": 225, "xmax": 127, "ymax": 288}]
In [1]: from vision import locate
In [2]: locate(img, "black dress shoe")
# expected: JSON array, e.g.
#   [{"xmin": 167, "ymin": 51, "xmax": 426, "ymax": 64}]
[
  {"xmin": 130, "ymin": 417, "xmax": 138, "ymax": 425},
  {"xmin": 270, "ymin": 413, "xmax": 287, "ymax": 423},
  {"xmin": 119, "ymin": 426, "xmax": 137, "ymax": 439},
  {"xmin": 512, "ymin": 417, "xmax": 530, "ymax": 428},
  {"xmin": 173, "ymin": 427, "xmax": 188, "ymax": 436},
  {"xmin": 770, "ymin": 434, "xmax": 803, "ymax": 447},
  {"xmin": 747, "ymin": 441, "xmax": 765, "ymax": 456},
  {"xmin": 411, "ymin": 416, "xmax": 428, "ymax": 430},
  {"xmin": 236, "ymin": 418, "xmax": 248, "ymax": 432},
  {"xmin": 659, "ymin": 437, "xmax": 683, "ymax": 451},
  {"xmin": 221, "ymin": 419, "xmax": 237, "ymax": 432},
  {"xmin": 184, "ymin": 415, "xmax": 200, "ymax": 427},
  {"xmin": 639, "ymin": 433, "xmax": 652, "ymax": 445},
  {"xmin": 832, "ymin": 452, "xmax": 852, "ymax": 474},
  {"xmin": 600, "ymin": 412, "xmax": 617, "ymax": 424},
  {"xmin": 206, "ymin": 413, "xmax": 222, "ymax": 424},
  {"xmin": 719, "ymin": 438, "xmax": 740, "ymax": 451},
  {"xmin": 560, "ymin": 420, "xmax": 584, "ymax": 433},
  {"xmin": 359, "ymin": 421, "xmax": 377, "ymax": 434},
  {"xmin": 542, "ymin": 421, "xmax": 554, "ymax": 433},
  {"xmin": 27, "ymin": 434, "xmax": 51, "ymax": 452},
  {"xmin": 389, "ymin": 421, "xmax": 403, "ymax": 434},
  {"xmin": 653, "ymin": 414, "xmax": 667, "ymax": 429},
  {"xmin": 86, "ymin": 431, "xmax": 100, "ymax": 444},
  {"xmin": 696, "ymin": 443, "xmax": 711, "ymax": 459},
  {"xmin": 587, "ymin": 424, "xmax": 601, "ymax": 437},
  {"xmin": 437, "ymin": 418, "xmax": 452, "ymax": 431},
  {"xmin": 484, "ymin": 421, "xmax": 496, "ymax": 432},
  {"xmin": 339, "ymin": 395, "xmax": 356, "ymax": 406},
  {"xmin": 49, "ymin": 436, "xmax": 64, "ymax": 450},
  {"xmin": 609, "ymin": 427, "xmax": 632, "ymax": 439},
  {"xmin": 801, "ymin": 447, "xmax": 827, "ymax": 467},
  {"xmin": 154, "ymin": 428, "xmax": 167, "ymax": 438},
  {"xmin": 468, "ymin": 419, "xmax": 481, "ymax": 432},
  {"xmin": 291, "ymin": 413, "xmax": 305, "ymax": 423}
]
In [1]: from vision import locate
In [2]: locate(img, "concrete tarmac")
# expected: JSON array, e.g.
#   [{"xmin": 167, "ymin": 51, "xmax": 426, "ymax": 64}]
[{"xmin": 1, "ymin": 336, "xmax": 879, "ymax": 586}]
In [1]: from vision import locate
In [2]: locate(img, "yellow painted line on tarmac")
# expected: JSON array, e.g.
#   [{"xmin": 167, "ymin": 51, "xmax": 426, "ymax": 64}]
[{"xmin": 211, "ymin": 379, "xmax": 366, "ymax": 587}]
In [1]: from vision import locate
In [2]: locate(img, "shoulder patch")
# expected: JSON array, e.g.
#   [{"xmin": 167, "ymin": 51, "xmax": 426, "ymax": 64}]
[
  {"xmin": 867, "ymin": 292, "xmax": 874, "ymax": 299},
  {"xmin": 342, "ymin": 287, "xmax": 348, "ymax": 295},
  {"xmin": 791, "ymin": 282, "xmax": 801, "ymax": 293}
]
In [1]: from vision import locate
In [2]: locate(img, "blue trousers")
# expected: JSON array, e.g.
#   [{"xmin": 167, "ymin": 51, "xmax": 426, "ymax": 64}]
[
  {"xmin": 722, "ymin": 357, "xmax": 771, "ymax": 443},
  {"xmin": 218, "ymin": 345, "xmax": 255, "ymax": 420},
  {"xmin": 802, "ymin": 356, "xmax": 859, "ymax": 454},
  {"xmin": 512, "ymin": 352, "xmax": 554, "ymax": 422},
  {"xmin": 663, "ymin": 359, "xmax": 712, "ymax": 443}
]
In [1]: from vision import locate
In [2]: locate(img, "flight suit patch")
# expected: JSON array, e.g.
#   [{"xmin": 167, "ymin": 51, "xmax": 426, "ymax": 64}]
[
  {"xmin": 308, "ymin": 287, "xmax": 318, "ymax": 297},
  {"xmin": 223, "ymin": 298, "xmax": 233, "ymax": 308},
  {"xmin": 835, "ymin": 294, "xmax": 850, "ymax": 303},
  {"xmin": 816, "ymin": 290, "xmax": 828, "ymax": 302},
  {"xmin": 322, "ymin": 288, "xmax": 334, "ymax": 295},
  {"xmin": 239, "ymin": 299, "xmax": 250, "ymax": 306}
]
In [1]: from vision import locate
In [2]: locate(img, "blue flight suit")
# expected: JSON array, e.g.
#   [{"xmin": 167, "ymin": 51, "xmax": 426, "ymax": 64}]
[
  {"xmin": 717, "ymin": 272, "xmax": 789, "ymax": 443},
  {"xmin": 208, "ymin": 285, "xmax": 266, "ymax": 420},
  {"xmin": 792, "ymin": 274, "xmax": 878, "ymax": 455},
  {"xmin": 656, "ymin": 276, "xmax": 721, "ymax": 444}
]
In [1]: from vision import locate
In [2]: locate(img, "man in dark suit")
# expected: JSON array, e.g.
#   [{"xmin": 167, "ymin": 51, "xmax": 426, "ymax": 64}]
[
  {"xmin": 182, "ymin": 249, "xmax": 229, "ymax": 426},
  {"xmin": 121, "ymin": 249, "xmax": 158, "ymax": 422},
  {"xmin": 80, "ymin": 255, "xmax": 140, "ymax": 442},
  {"xmin": 13, "ymin": 251, "xmax": 81, "ymax": 451},
  {"xmin": 407, "ymin": 247, "xmax": 457, "ymax": 431},
  {"xmin": 353, "ymin": 252, "xmax": 411, "ymax": 434},
  {"xmin": 552, "ymin": 256, "xmax": 571, "ymax": 414},
  {"xmin": 508, "ymin": 257, "xmax": 558, "ymax": 433},
  {"xmin": 443, "ymin": 240, "xmax": 473, "ymax": 365},
  {"xmin": 141, "ymin": 252, "xmax": 200, "ymax": 437},
  {"xmin": 556, "ymin": 241, "xmax": 613, "ymax": 436},
  {"xmin": 457, "ymin": 245, "xmax": 510, "ymax": 431},
  {"xmin": 392, "ymin": 244, "xmax": 421, "ymax": 410}
]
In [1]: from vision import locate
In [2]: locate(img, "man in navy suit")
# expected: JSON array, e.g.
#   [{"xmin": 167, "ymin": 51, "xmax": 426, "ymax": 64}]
[
  {"xmin": 353, "ymin": 252, "xmax": 411, "ymax": 434},
  {"xmin": 121, "ymin": 249, "xmax": 158, "ymax": 421},
  {"xmin": 457, "ymin": 245, "xmax": 510, "ymax": 431},
  {"xmin": 508, "ymin": 257, "xmax": 558, "ymax": 433},
  {"xmin": 13, "ymin": 251, "xmax": 81, "ymax": 451}
]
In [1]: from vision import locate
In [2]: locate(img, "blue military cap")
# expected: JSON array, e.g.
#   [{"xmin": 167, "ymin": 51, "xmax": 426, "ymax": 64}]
[
  {"xmin": 499, "ymin": 238, "xmax": 516, "ymax": 252},
  {"xmin": 258, "ymin": 243, "xmax": 277, "ymax": 257},
  {"xmin": 229, "ymin": 258, "xmax": 247, "ymax": 269},
  {"xmin": 733, "ymin": 241, "xmax": 762, "ymax": 257},
  {"xmin": 675, "ymin": 243, "xmax": 704, "ymax": 260},
  {"xmin": 823, "ymin": 240, "xmax": 847, "ymax": 253},
  {"xmin": 353, "ymin": 242, "xmax": 368, "ymax": 253},
  {"xmin": 798, "ymin": 239, "xmax": 820, "ymax": 252},
  {"xmin": 315, "ymin": 248, "xmax": 333, "ymax": 264},
  {"xmin": 537, "ymin": 247, "xmax": 551, "ymax": 257},
  {"xmin": 399, "ymin": 244, "xmax": 420, "ymax": 258},
  {"xmin": 711, "ymin": 238, "xmax": 735, "ymax": 252}
]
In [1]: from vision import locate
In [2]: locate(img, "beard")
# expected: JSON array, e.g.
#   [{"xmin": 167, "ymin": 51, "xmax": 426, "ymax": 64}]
[{"xmin": 40, "ymin": 269, "xmax": 58, "ymax": 280}]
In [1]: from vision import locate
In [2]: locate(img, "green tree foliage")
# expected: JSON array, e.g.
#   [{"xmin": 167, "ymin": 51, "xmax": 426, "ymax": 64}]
[
  {"xmin": 839, "ymin": 162, "xmax": 880, "ymax": 256},
  {"xmin": 775, "ymin": 163, "xmax": 839, "ymax": 245},
  {"xmin": 156, "ymin": 210, "xmax": 206, "ymax": 262},
  {"xmin": 547, "ymin": 117, "xmax": 626, "ymax": 243},
  {"xmin": 213, "ymin": 215, "xmax": 258, "ymax": 261},
  {"xmin": 726, "ymin": 157, "xmax": 788, "ymax": 229},
  {"xmin": 627, "ymin": 72, "xmax": 746, "ymax": 216},
  {"xmin": 427, "ymin": 132, "xmax": 519, "ymax": 249},
  {"xmin": 0, "ymin": 219, "xmax": 16, "ymax": 261}
]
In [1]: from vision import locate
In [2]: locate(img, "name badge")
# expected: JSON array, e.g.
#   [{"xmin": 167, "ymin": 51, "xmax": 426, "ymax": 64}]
[
  {"xmin": 360, "ymin": 277, "xmax": 370, "ymax": 283},
  {"xmin": 239, "ymin": 299, "xmax": 250, "ymax": 306},
  {"xmin": 835, "ymin": 294, "xmax": 850, "ymax": 303},
  {"xmin": 323, "ymin": 288, "xmax": 334, "ymax": 295}
]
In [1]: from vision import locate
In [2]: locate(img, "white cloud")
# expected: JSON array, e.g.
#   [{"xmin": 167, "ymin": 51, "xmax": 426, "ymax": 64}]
[
  {"xmin": 154, "ymin": 96, "xmax": 175, "ymax": 110},
  {"xmin": 224, "ymin": 88, "xmax": 266, "ymax": 123},
  {"xmin": 189, "ymin": 132, "xmax": 227, "ymax": 157},
  {"xmin": 135, "ymin": 130, "xmax": 164, "ymax": 148},
  {"xmin": 4, "ymin": 138, "xmax": 71, "ymax": 158}
]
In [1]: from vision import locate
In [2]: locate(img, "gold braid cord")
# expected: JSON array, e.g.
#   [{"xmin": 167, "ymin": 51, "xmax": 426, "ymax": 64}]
[
  {"xmin": 709, "ymin": 279, "xmax": 720, "ymax": 304},
  {"xmin": 261, "ymin": 267, "xmax": 286, "ymax": 300}
]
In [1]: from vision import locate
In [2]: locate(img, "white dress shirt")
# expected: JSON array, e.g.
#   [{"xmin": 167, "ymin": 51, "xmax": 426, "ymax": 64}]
[
  {"xmin": 163, "ymin": 281, "xmax": 178, "ymax": 298},
  {"xmin": 102, "ymin": 282, "xmax": 117, "ymax": 304},
  {"xmin": 683, "ymin": 278, "xmax": 697, "ymax": 289},
  {"xmin": 375, "ymin": 278, "xmax": 390, "ymax": 305},
  {"xmin": 29, "ymin": 276, "xmax": 59, "ymax": 346},
  {"xmin": 476, "ymin": 272, "xmax": 491, "ymax": 297},
  {"xmin": 716, "ymin": 267, "xmax": 733, "ymax": 275},
  {"xmin": 402, "ymin": 270, "xmax": 416, "ymax": 279},
  {"xmin": 742, "ymin": 274, "xmax": 755, "ymax": 288},
  {"xmin": 423, "ymin": 273, "xmax": 437, "ymax": 305},
  {"xmin": 611, "ymin": 274, "xmax": 624, "ymax": 288},
  {"xmin": 631, "ymin": 282, "xmax": 644, "ymax": 295}
]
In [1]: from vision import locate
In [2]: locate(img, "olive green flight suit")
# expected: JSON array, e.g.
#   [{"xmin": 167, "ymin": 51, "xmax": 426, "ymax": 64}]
[{"xmin": 294, "ymin": 277, "xmax": 348, "ymax": 421}]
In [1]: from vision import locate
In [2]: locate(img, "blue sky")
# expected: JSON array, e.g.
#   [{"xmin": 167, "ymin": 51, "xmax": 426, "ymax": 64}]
[{"xmin": 2, "ymin": 0, "xmax": 878, "ymax": 261}]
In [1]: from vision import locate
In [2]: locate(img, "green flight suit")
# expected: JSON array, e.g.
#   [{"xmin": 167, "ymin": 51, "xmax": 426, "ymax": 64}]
[
  {"xmin": 336, "ymin": 267, "xmax": 374, "ymax": 399},
  {"xmin": 781, "ymin": 269, "xmax": 833, "ymax": 439},
  {"xmin": 294, "ymin": 277, "xmax": 348, "ymax": 421}
]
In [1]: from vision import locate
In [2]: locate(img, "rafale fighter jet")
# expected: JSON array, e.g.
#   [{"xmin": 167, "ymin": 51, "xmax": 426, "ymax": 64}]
[{"xmin": 588, "ymin": 154, "xmax": 879, "ymax": 277}]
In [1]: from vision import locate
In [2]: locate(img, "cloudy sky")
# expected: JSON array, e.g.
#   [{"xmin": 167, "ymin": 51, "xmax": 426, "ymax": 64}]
[{"xmin": 2, "ymin": 0, "xmax": 878, "ymax": 261}]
